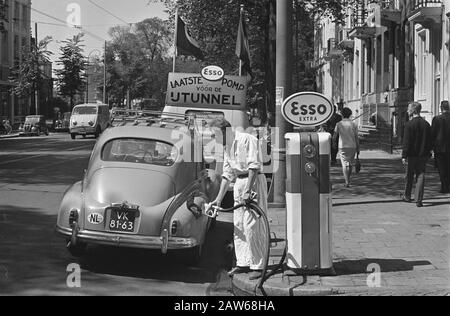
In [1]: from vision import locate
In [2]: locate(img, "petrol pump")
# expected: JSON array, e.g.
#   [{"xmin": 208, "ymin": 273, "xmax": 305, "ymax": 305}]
[{"xmin": 281, "ymin": 92, "xmax": 335, "ymax": 275}]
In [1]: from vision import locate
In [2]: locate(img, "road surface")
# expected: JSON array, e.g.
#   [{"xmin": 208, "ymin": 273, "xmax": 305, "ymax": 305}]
[{"xmin": 0, "ymin": 133, "xmax": 233, "ymax": 296}]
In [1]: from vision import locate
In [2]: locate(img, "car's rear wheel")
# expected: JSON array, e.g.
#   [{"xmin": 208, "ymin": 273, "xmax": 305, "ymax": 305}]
[
  {"xmin": 67, "ymin": 241, "xmax": 88, "ymax": 257},
  {"xmin": 185, "ymin": 245, "xmax": 203, "ymax": 266},
  {"xmin": 71, "ymin": 133, "xmax": 76, "ymax": 140}
]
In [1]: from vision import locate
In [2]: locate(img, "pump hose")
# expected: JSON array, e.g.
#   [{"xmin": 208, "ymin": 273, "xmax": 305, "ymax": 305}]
[{"xmin": 214, "ymin": 201, "xmax": 287, "ymax": 296}]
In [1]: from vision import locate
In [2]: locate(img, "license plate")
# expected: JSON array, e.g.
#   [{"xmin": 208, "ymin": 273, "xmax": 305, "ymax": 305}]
[{"xmin": 109, "ymin": 209, "xmax": 136, "ymax": 233}]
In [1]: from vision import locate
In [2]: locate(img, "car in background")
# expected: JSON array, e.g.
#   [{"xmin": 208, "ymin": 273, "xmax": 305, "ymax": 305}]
[
  {"xmin": 70, "ymin": 103, "xmax": 110, "ymax": 139},
  {"xmin": 56, "ymin": 112, "xmax": 214, "ymax": 264},
  {"xmin": 55, "ymin": 112, "xmax": 72, "ymax": 132},
  {"xmin": 19, "ymin": 115, "xmax": 49, "ymax": 137}
]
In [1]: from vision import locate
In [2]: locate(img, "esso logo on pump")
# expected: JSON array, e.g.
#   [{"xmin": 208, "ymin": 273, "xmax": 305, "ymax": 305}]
[
  {"xmin": 281, "ymin": 92, "xmax": 334, "ymax": 127},
  {"xmin": 201, "ymin": 65, "xmax": 225, "ymax": 82}
]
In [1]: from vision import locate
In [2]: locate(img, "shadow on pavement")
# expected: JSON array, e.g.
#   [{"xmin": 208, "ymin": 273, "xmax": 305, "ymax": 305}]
[
  {"xmin": 333, "ymin": 196, "xmax": 450, "ymax": 207},
  {"xmin": 331, "ymin": 158, "xmax": 442, "ymax": 200},
  {"xmin": 79, "ymin": 221, "xmax": 234, "ymax": 284},
  {"xmin": 334, "ymin": 258, "xmax": 432, "ymax": 276},
  {"xmin": 0, "ymin": 203, "xmax": 234, "ymax": 294}
]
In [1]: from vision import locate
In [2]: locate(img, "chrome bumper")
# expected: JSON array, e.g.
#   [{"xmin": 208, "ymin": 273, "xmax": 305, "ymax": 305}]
[
  {"xmin": 55, "ymin": 225, "xmax": 198, "ymax": 250},
  {"xmin": 70, "ymin": 126, "xmax": 96, "ymax": 134}
]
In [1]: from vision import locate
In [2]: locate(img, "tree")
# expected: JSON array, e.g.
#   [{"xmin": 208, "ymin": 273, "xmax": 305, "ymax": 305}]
[
  {"xmin": 9, "ymin": 37, "xmax": 53, "ymax": 99},
  {"xmin": 55, "ymin": 34, "xmax": 86, "ymax": 109},
  {"xmin": 151, "ymin": 0, "xmax": 349, "ymax": 122},
  {"xmin": 106, "ymin": 18, "xmax": 172, "ymax": 107}
]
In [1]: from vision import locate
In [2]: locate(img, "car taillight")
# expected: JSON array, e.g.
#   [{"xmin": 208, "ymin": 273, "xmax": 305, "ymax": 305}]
[
  {"xmin": 72, "ymin": 121, "xmax": 77, "ymax": 126},
  {"xmin": 171, "ymin": 220, "xmax": 179, "ymax": 236},
  {"xmin": 69, "ymin": 209, "xmax": 79, "ymax": 227}
]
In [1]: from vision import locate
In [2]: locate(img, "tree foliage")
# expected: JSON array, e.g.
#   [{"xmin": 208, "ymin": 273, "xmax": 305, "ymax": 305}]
[
  {"xmin": 152, "ymin": 0, "xmax": 275, "ymax": 122},
  {"xmin": 55, "ymin": 34, "xmax": 86, "ymax": 109},
  {"xmin": 150, "ymin": 0, "xmax": 349, "ymax": 122},
  {"xmin": 9, "ymin": 36, "xmax": 53, "ymax": 98},
  {"xmin": 106, "ymin": 17, "xmax": 172, "ymax": 106}
]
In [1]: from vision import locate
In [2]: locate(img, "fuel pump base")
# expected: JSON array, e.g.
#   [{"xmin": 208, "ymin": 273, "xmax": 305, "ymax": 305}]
[{"xmin": 285, "ymin": 132, "xmax": 334, "ymax": 276}]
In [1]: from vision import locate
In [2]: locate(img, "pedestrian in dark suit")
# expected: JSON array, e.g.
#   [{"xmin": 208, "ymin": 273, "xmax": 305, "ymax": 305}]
[
  {"xmin": 323, "ymin": 106, "xmax": 342, "ymax": 164},
  {"xmin": 401, "ymin": 102, "xmax": 433, "ymax": 208},
  {"xmin": 431, "ymin": 101, "xmax": 450, "ymax": 194}
]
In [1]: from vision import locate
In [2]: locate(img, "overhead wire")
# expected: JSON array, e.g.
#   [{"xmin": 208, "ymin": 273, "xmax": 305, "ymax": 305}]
[
  {"xmin": 87, "ymin": 0, "xmax": 131, "ymax": 26},
  {"xmin": 29, "ymin": 6, "xmax": 106, "ymax": 42}
]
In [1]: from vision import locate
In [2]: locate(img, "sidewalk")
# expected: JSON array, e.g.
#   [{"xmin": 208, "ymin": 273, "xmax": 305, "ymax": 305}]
[
  {"xmin": 0, "ymin": 132, "xmax": 20, "ymax": 139},
  {"xmin": 233, "ymin": 150, "xmax": 450, "ymax": 296}
]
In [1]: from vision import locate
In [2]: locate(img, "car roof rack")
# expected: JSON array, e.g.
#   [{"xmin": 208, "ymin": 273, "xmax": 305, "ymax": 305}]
[{"xmin": 111, "ymin": 109, "xmax": 198, "ymax": 130}]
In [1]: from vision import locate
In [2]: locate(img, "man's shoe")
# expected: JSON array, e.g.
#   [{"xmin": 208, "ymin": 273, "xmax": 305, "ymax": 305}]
[
  {"xmin": 416, "ymin": 202, "xmax": 424, "ymax": 208},
  {"xmin": 400, "ymin": 194, "xmax": 412, "ymax": 203},
  {"xmin": 248, "ymin": 270, "xmax": 262, "ymax": 280},
  {"xmin": 228, "ymin": 266, "xmax": 250, "ymax": 277}
]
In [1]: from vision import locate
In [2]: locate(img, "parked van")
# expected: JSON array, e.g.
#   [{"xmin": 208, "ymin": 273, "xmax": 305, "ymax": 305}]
[{"xmin": 70, "ymin": 103, "xmax": 110, "ymax": 139}]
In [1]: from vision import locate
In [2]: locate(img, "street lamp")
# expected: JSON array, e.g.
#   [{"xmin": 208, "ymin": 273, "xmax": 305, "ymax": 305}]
[{"xmin": 85, "ymin": 49, "xmax": 102, "ymax": 104}]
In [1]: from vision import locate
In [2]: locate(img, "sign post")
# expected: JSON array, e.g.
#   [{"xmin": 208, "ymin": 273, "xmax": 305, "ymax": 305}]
[{"xmin": 282, "ymin": 92, "xmax": 335, "ymax": 276}]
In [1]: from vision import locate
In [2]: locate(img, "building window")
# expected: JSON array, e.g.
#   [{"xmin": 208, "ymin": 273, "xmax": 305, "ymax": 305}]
[
  {"xmin": 416, "ymin": 30, "xmax": 427, "ymax": 99},
  {"xmin": 0, "ymin": 0, "xmax": 10, "ymax": 21},
  {"xmin": 13, "ymin": 34, "xmax": 19, "ymax": 62},
  {"xmin": 21, "ymin": 3, "xmax": 26, "ymax": 30},
  {"xmin": 1, "ymin": 30, "xmax": 8, "ymax": 64},
  {"xmin": 355, "ymin": 50, "xmax": 360, "ymax": 99},
  {"xmin": 13, "ymin": 1, "xmax": 18, "ymax": 30}
]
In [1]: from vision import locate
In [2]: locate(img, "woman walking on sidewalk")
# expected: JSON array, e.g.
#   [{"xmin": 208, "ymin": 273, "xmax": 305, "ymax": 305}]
[{"xmin": 333, "ymin": 107, "xmax": 360, "ymax": 187}]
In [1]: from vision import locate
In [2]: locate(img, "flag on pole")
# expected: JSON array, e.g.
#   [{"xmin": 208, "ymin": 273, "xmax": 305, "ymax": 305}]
[
  {"xmin": 176, "ymin": 16, "xmax": 204, "ymax": 60},
  {"xmin": 236, "ymin": 8, "xmax": 253, "ymax": 78}
]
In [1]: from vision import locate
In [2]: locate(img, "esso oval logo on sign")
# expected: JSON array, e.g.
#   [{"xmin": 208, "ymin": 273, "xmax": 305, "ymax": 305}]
[
  {"xmin": 282, "ymin": 92, "xmax": 334, "ymax": 127},
  {"xmin": 201, "ymin": 65, "xmax": 225, "ymax": 82}
]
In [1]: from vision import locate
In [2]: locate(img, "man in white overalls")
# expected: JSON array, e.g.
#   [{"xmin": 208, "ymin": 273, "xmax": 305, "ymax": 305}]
[{"xmin": 209, "ymin": 118, "xmax": 268, "ymax": 280}]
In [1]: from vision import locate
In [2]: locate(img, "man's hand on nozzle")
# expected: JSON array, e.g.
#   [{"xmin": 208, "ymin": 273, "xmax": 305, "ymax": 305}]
[{"xmin": 242, "ymin": 191, "xmax": 257, "ymax": 204}]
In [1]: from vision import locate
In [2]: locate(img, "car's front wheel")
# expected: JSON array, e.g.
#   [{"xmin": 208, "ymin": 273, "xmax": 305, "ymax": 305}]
[
  {"xmin": 67, "ymin": 241, "xmax": 88, "ymax": 257},
  {"xmin": 71, "ymin": 133, "xmax": 76, "ymax": 140}
]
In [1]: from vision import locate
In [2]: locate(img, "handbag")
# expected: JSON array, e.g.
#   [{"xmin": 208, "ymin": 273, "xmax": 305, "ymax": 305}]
[{"xmin": 355, "ymin": 158, "xmax": 362, "ymax": 174}]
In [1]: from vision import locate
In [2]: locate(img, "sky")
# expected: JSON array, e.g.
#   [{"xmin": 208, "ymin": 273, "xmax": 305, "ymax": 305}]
[{"xmin": 31, "ymin": 0, "xmax": 168, "ymax": 71}]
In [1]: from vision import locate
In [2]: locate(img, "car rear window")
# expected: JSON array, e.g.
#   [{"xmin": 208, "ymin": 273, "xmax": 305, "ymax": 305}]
[
  {"xmin": 102, "ymin": 138, "xmax": 177, "ymax": 166},
  {"xmin": 73, "ymin": 106, "xmax": 97, "ymax": 115}
]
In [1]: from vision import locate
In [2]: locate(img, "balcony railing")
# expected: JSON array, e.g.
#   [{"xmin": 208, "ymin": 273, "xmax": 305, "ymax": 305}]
[
  {"xmin": 351, "ymin": 5, "xmax": 368, "ymax": 28},
  {"xmin": 414, "ymin": 0, "xmax": 442, "ymax": 9}
]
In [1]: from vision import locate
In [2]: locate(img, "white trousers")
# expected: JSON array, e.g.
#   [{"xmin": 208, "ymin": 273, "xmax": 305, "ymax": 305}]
[{"xmin": 233, "ymin": 174, "xmax": 268, "ymax": 270}]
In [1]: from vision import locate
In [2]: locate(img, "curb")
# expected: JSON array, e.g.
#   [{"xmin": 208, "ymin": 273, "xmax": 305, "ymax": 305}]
[
  {"xmin": 232, "ymin": 273, "xmax": 336, "ymax": 296},
  {"xmin": 0, "ymin": 134, "xmax": 20, "ymax": 139},
  {"xmin": 232, "ymin": 274, "xmax": 450, "ymax": 296}
]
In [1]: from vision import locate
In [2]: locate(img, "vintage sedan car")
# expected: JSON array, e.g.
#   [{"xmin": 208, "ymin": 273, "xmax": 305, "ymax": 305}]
[
  {"xmin": 56, "ymin": 114, "xmax": 215, "ymax": 264},
  {"xmin": 19, "ymin": 115, "xmax": 49, "ymax": 136}
]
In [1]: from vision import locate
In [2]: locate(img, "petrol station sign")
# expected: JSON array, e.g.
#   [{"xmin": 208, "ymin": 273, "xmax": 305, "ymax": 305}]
[
  {"xmin": 166, "ymin": 72, "xmax": 247, "ymax": 109},
  {"xmin": 281, "ymin": 92, "xmax": 334, "ymax": 127}
]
